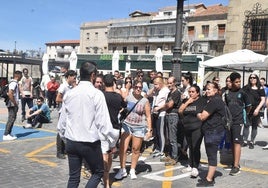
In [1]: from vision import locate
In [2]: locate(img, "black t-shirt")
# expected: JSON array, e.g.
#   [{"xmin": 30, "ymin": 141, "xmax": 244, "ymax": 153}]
[
  {"xmin": 243, "ymin": 85, "xmax": 265, "ymax": 108},
  {"xmin": 225, "ymin": 89, "xmax": 251, "ymax": 125},
  {"xmin": 103, "ymin": 91, "xmax": 126, "ymax": 128},
  {"xmin": 182, "ymin": 96, "xmax": 207, "ymax": 130},
  {"xmin": 166, "ymin": 89, "xmax": 181, "ymax": 114},
  {"xmin": 202, "ymin": 95, "xmax": 225, "ymax": 132}
]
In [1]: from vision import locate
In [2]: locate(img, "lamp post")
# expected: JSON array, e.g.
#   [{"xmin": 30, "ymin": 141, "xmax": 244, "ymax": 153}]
[
  {"xmin": 172, "ymin": 0, "xmax": 184, "ymax": 83},
  {"xmin": 14, "ymin": 41, "xmax": 17, "ymax": 54}
]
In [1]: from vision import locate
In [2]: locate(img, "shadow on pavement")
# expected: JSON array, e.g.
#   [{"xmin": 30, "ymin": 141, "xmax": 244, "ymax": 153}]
[{"xmin": 16, "ymin": 130, "xmax": 40, "ymax": 138}]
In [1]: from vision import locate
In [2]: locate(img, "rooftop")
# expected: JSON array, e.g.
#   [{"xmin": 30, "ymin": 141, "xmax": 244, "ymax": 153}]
[{"xmin": 45, "ymin": 40, "xmax": 80, "ymax": 45}]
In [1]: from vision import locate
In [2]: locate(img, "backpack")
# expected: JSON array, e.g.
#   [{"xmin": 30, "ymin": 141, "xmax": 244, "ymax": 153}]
[
  {"xmin": 222, "ymin": 90, "xmax": 233, "ymax": 131},
  {"xmin": 0, "ymin": 81, "xmax": 16, "ymax": 105}
]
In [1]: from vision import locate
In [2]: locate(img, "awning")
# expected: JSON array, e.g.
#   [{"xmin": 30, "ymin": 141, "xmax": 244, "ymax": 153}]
[{"xmin": 77, "ymin": 54, "xmax": 202, "ymax": 72}]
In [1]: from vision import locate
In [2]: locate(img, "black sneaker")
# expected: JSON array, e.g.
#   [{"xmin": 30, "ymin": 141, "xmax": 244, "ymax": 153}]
[
  {"xmin": 57, "ymin": 153, "xmax": 66, "ymax": 159},
  {"xmin": 196, "ymin": 178, "xmax": 215, "ymax": 187},
  {"xmin": 229, "ymin": 166, "xmax": 240, "ymax": 176},
  {"xmin": 248, "ymin": 142, "xmax": 254, "ymax": 149},
  {"xmin": 34, "ymin": 123, "xmax": 43, "ymax": 128},
  {"xmin": 242, "ymin": 141, "xmax": 248, "ymax": 147}
]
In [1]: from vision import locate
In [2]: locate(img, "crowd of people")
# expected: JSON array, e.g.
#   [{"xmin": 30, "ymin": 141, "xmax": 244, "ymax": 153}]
[{"xmin": 2, "ymin": 64, "xmax": 268, "ymax": 187}]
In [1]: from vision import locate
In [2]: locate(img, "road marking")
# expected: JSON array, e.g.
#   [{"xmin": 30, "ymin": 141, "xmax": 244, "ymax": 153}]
[
  {"xmin": 142, "ymin": 166, "xmax": 191, "ymax": 181},
  {"xmin": 25, "ymin": 141, "xmax": 57, "ymax": 167},
  {"xmin": 201, "ymin": 159, "xmax": 268, "ymax": 175},
  {"xmin": 0, "ymin": 148, "xmax": 10, "ymax": 153},
  {"xmin": 111, "ymin": 182, "xmax": 122, "ymax": 187},
  {"xmin": 163, "ymin": 166, "xmax": 173, "ymax": 188}
]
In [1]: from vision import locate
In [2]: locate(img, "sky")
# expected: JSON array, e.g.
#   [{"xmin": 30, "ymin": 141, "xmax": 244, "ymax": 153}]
[{"xmin": 0, "ymin": 0, "xmax": 229, "ymax": 52}]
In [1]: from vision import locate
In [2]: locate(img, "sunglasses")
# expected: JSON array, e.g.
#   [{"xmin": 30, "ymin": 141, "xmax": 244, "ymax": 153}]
[
  {"xmin": 135, "ymin": 86, "xmax": 142, "ymax": 90},
  {"xmin": 250, "ymin": 77, "xmax": 257, "ymax": 79},
  {"xmin": 36, "ymin": 100, "xmax": 41, "ymax": 103},
  {"xmin": 138, "ymin": 75, "xmax": 143, "ymax": 77},
  {"xmin": 125, "ymin": 81, "xmax": 131, "ymax": 84}
]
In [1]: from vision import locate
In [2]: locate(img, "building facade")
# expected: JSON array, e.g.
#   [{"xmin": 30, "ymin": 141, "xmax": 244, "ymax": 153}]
[
  {"xmin": 224, "ymin": 0, "xmax": 268, "ymax": 55},
  {"xmin": 79, "ymin": 3, "xmax": 228, "ymax": 56},
  {"xmin": 45, "ymin": 40, "xmax": 80, "ymax": 61}
]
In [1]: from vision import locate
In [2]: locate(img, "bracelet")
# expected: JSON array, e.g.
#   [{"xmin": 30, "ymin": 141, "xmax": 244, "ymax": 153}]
[{"xmin": 147, "ymin": 129, "xmax": 152, "ymax": 132}]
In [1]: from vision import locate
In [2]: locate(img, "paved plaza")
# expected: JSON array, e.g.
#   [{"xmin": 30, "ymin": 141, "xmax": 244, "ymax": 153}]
[{"xmin": 0, "ymin": 99, "xmax": 268, "ymax": 188}]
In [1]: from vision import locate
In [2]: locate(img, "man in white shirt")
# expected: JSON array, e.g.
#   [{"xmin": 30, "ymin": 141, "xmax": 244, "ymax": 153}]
[
  {"xmin": 55, "ymin": 70, "xmax": 77, "ymax": 159},
  {"xmin": 3, "ymin": 71, "xmax": 22, "ymax": 141},
  {"xmin": 57, "ymin": 61, "xmax": 117, "ymax": 187}
]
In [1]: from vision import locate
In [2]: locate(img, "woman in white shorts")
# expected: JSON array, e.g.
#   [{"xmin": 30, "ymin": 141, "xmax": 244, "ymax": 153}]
[{"xmin": 115, "ymin": 80, "xmax": 152, "ymax": 180}]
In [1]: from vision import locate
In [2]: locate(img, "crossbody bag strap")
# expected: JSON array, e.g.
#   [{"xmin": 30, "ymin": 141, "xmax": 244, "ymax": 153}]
[
  {"xmin": 122, "ymin": 97, "xmax": 143, "ymax": 123},
  {"xmin": 117, "ymin": 97, "xmax": 143, "ymax": 146}
]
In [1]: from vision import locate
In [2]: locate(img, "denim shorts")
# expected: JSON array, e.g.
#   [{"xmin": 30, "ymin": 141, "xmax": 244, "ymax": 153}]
[{"xmin": 122, "ymin": 123, "xmax": 147, "ymax": 138}]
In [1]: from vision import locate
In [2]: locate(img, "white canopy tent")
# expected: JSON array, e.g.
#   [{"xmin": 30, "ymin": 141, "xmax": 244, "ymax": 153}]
[
  {"xmin": 197, "ymin": 49, "xmax": 268, "ymax": 87},
  {"xmin": 112, "ymin": 50, "xmax": 119, "ymax": 73},
  {"xmin": 69, "ymin": 51, "xmax": 78, "ymax": 71},
  {"xmin": 155, "ymin": 48, "xmax": 163, "ymax": 72}
]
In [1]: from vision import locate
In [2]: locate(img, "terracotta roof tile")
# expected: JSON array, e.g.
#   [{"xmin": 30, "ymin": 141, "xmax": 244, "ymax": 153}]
[
  {"xmin": 46, "ymin": 40, "xmax": 80, "ymax": 45},
  {"xmin": 191, "ymin": 4, "xmax": 228, "ymax": 17}
]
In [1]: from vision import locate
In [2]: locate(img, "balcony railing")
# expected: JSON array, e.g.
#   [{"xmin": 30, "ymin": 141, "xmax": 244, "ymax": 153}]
[
  {"xmin": 187, "ymin": 32, "xmax": 225, "ymax": 41},
  {"xmin": 56, "ymin": 48, "xmax": 77, "ymax": 54}
]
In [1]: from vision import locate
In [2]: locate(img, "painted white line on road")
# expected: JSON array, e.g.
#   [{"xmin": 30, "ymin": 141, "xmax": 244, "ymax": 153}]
[{"xmin": 142, "ymin": 166, "xmax": 191, "ymax": 181}]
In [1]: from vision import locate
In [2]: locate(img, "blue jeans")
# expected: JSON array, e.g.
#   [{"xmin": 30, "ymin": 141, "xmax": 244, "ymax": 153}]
[
  {"xmin": 66, "ymin": 139, "xmax": 104, "ymax": 188},
  {"xmin": 27, "ymin": 112, "xmax": 50, "ymax": 126},
  {"xmin": 21, "ymin": 96, "xmax": 33, "ymax": 116},
  {"xmin": 4, "ymin": 106, "xmax": 18, "ymax": 135}
]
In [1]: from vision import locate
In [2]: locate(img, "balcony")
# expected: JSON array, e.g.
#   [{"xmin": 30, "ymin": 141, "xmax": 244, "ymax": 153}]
[
  {"xmin": 56, "ymin": 48, "xmax": 78, "ymax": 54},
  {"xmin": 108, "ymin": 37, "xmax": 148, "ymax": 44},
  {"xmin": 186, "ymin": 32, "xmax": 225, "ymax": 42}
]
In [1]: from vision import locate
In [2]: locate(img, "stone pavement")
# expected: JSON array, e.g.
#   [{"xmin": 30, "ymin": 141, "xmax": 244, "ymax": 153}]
[{"xmin": 1, "ymin": 98, "xmax": 268, "ymax": 188}]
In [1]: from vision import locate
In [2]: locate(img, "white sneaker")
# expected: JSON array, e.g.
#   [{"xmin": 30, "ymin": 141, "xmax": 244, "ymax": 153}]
[
  {"xmin": 262, "ymin": 145, "xmax": 268, "ymax": 150},
  {"xmin": 23, "ymin": 123, "xmax": 32, "ymax": 129},
  {"xmin": 3, "ymin": 134, "xmax": 17, "ymax": 141},
  {"xmin": 190, "ymin": 168, "xmax": 199, "ymax": 178},
  {"xmin": 129, "ymin": 169, "xmax": 137, "ymax": 180},
  {"xmin": 114, "ymin": 168, "xmax": 127, "ymax": 180},
  {"xmin": 181, "ymin": 165, "xmax": 192, "ymax": 173}
]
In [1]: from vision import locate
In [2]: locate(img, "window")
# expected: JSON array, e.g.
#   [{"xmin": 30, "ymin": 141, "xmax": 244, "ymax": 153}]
[
  {"xmin": 145, "ymin": 45, "xmax": 150, "ymax": 54},
  {"xmin": 202, "ymin": 25, "xmax": 209, "ymax": 38},
  {"xmin": 133, "ymin": 46, "xmax": 138, "ymax": 54},
  {"xmin": 250, "ymin": 18, "xmax": 267, "ymax": 51},
  {"xmin": 123, "ymin": 47, "xmax": 127, "ymax": 53},
  {"xmin": 95, "ymin": 32, "xmax": 98, "ymax": 39},
  {"xmin": 251, "ymin": 19, "xmax": 267, "ymax": 41},
  {"xmin": 164, "ymin": 11, "xmax": 172, "ymax": 16},
  {"xmin": 112, "ymin": 47, "xmax": 117, "ymax": 52},
  {"xmin": 218, "ymin": 24, "xmax": 225, "ymax": 39},
  {"xmin": 188, "ymin": 26, "xmax": 195, "ymax": 39},
  {"xmin": 86, "ymin": 33, "xmax": 90, "ymax": 40}
]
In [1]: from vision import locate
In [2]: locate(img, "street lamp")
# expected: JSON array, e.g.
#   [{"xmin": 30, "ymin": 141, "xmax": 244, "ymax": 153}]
[
  {"xmin": 172, "ymin": 0, "xmax": 184, "ymax": 83},
  {"xmin": 14, "ymin": 41, "xmax": 17, "ymax": 54}
]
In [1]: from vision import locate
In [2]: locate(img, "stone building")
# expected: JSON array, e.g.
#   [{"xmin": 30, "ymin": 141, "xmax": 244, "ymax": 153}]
[
  {"xmin": 79, "ymin": 3, "xmax": 228, "ymax": 56},
  {"xmin": 45, "ymin": 40, "xmax": 80, "ymax": 61},
  {"xmin": 224, "ymin": 0, "xmax": 268, "ymax": 55}
]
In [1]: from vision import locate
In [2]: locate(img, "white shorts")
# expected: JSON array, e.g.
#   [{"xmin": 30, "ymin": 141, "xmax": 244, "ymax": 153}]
[{"xmin": 101, "ymin": 128, "xmax": 119, "ymax": 154}]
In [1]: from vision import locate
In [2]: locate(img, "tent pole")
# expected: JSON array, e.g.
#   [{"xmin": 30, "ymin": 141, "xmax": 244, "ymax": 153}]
[{"xmin": 243, "ymin": 66, "xmax": 245, "ymax": 87}]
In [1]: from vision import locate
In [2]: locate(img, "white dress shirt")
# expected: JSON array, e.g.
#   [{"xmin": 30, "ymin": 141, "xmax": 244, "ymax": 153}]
[
  {"xmin": 154, "ymin": 86, "xmax": 170, "ymax": 117},
  {"xmin": 57, "ymin": 81, "xmax": 117, "ymax": 146}
]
